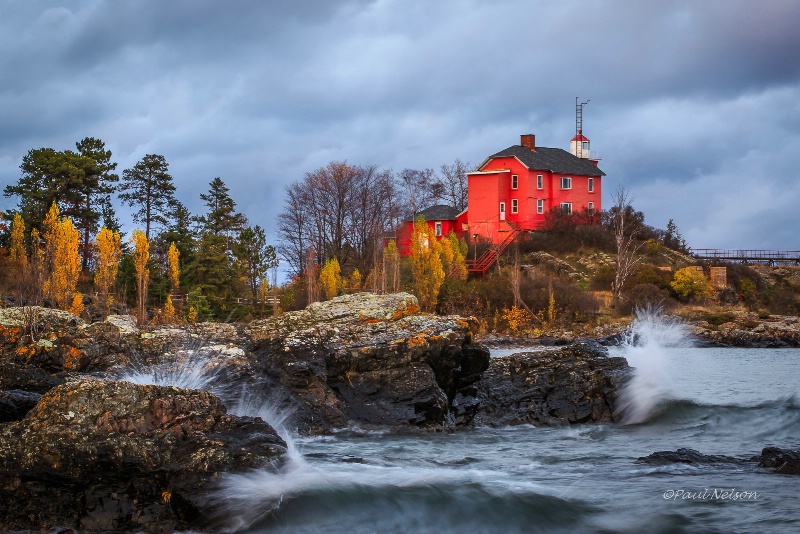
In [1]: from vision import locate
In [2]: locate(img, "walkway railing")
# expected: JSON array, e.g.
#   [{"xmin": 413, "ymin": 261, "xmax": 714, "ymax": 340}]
[{"xmin": 691, "ymin": 249, "xmax": 800, "ymax": 265}]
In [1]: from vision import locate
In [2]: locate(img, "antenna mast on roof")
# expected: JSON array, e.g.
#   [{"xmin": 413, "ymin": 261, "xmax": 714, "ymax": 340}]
[{"xmin": 576, "ymin": 97, "xmax": 590, "ymax": 158}]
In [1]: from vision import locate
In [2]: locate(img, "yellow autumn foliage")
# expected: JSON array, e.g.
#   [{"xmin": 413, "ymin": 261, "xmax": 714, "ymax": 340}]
[
  {"xmin": 94, "ymin": 227, "xmax": 122, "ymax": 307},
  {"xmin": 132, "ymin": 229, "xmax": 150, "ymax": 324},
  {"xmin": 42, "ymin": 203, "xmax": 81, "ymax": 310},
  {"xmin": 411, "ymin": 216, "xmax": 445, "ymax": 311},
  {"xmin": 320, "ymin": 257, "xmax": 342, "ymax": 300}
]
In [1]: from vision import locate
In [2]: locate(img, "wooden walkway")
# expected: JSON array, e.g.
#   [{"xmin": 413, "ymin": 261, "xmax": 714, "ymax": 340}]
[{"xmin": 691, "ymin": 249, "xmax": 800, "ymax": 266}]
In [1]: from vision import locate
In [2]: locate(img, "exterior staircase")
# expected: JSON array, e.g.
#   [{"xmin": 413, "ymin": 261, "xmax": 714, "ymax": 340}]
[{"xmin": 466, "ymin": 223, "xmax": 520, "ymax": 276}]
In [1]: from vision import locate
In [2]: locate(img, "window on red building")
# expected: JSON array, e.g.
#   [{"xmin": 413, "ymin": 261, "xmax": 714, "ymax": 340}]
[
  {"xmin": 560, "ymin": 177, "xmax": 572, "ymax": 189},
  {"xmin": 511, "ymin": 174, "xmax": 518, "ymax": 189},
  {"xmin": 537, "ymin": 199, "xmax": 544, "ymax": 214},
  {"xmin": 511, "ymin": 199, "xmax": 518, "ymax": 213},
  {"xmin": 435, "ymin": 221, "xmax": 442, "ymax": 236},
  {"xmin": 560, "ymin": 202, "xmax": 572, "ymax": 214},
  {"xmin": 537, "ymin": 175, "xmax": 543, "ymax": 189},
  {"xmin": 588, "ymin": 177, "xmax": 594, "ymax": 192}
]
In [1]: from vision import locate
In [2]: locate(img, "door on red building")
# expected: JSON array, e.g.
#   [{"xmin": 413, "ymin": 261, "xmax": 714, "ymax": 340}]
[{"xmin": 499, "ymin": 202, "xmax": 506, "ymax": 221}]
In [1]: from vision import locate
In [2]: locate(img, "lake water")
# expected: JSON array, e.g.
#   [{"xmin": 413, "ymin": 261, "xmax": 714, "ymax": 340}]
[{"xmin": 136, "ymin": 315, "xmax": 800, "ymax": 533}]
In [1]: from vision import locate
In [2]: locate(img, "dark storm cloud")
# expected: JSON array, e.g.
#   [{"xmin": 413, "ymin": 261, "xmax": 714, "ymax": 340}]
[{"xmin": 1, "ymin": 0, "xmax": 799, "ymax": 254}]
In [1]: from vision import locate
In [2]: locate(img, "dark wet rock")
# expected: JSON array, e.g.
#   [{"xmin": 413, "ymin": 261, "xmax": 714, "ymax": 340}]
[
  {"xmin": 758, "ymin": 447, "xmax": 800, "ymax": 475},
  {"xmin": 0, "ymin": 389, "xmax": 41, "ymax": 422},
  {"xmin": 637, "ymin": 448, "xmax": 747, "ymax": 466},
  {"xmin": 473, "ymin": 341, "xmax": 630, "ymax": 427},
  {"xmin": 0, "ymin": 379, "xmax": 286, "ymax": 532},
  {"xmin": 637, "ymin": 447, "xmax": 800, "ymax": 475}
]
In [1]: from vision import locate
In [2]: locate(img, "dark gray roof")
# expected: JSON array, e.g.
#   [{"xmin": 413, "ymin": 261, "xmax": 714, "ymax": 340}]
[
  {"xmin": 406, "ymin": 204, "xmax": 460, "ymax": 222},
  {"xmin": 484, "ymin": 145, "xmax": 605, "ymax": 176}
]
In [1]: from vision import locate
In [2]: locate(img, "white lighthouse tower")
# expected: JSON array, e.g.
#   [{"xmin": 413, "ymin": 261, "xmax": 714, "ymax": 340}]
[{"xmin": 570, "ymin": 98, "xmax": 600, "ymax": 163}]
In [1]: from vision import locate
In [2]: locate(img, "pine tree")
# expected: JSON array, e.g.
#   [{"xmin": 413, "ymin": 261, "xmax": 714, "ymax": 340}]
[
  {"xmin": 235, "ymin": 225, "xmax": 278, "ymax": 304},
  {"xmin": 195, "ymin": 177, "xmax": 247, "ymax": 247},
  {"xmin": 411, "ymin": 216, "xmax": 445, "ymax": 311},
  {"xmin": 119, "ymin": 154, "xmax": 177, "ymax": 240},
  {"xmin": 131, "ymin": 229, "xmax": 150, "ymax": 324},
  {"xmin": 75, "ymin": 137, "xmax": 119, "ymax": 271}
]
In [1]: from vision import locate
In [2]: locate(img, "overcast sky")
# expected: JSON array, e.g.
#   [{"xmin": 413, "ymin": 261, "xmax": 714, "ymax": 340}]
[{"xmin": 2, "ymin": 0, "xmax": 800, "ymax": 257}]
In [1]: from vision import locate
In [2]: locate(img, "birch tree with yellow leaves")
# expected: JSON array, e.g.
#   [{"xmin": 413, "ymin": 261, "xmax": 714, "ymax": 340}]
[
  {"xmin": 41, "ymin": 203, "xmax": 81, "ymax": 310},
  {"xmin": 132, "ymin": 229, "xmax": 150, "ymax": 324},
  {"xmin": 94, "ymin": 227, "xmax": 122, "ymax": 312},
  {"xmin": 411, "ymin": 216, "xmax": 444, "ymax": 311},
  {"xmin": 163, "ymin": 241, "xmax": 180, "ymax": 322}
]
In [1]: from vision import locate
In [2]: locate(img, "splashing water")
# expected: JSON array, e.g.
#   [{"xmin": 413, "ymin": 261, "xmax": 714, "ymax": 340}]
[
  {"xmin": 614, "ymin": 307, "xmax": 692, "ymax": 424},
  {"xmin": 117, "ymin": 353, "xmax": 228, "ymax": 394},
  {"xmin": 229, "ymin": 390, "xmax": 302, "ymax": 463}
]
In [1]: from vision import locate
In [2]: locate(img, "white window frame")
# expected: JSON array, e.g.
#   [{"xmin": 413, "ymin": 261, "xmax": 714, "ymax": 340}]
[
  {"xmin": 537, "ymin": 174, "xmax": 543, "ymax": 189},
  {"xmin": 511, "ymin": 174, "xmax": 518, "ymax": 190},
  {"xmin": 588, "ymin": 177, "xmax": 594, "ymax": 193},
  {"xmin": 434, "ymin": 221, "xmax": 442, "ymax": 237},
  {"xmin": 561, "ymin": 176, "xmax": 572, "ymax": 190},
  {"xmin": 511, "ymin": 199, "xmax": 518, "ymax": 214},
  {"xmin": 537, "ymin": 199, "xmax": 544, "ymax": 214},
  {"xmin": 582, "ymin": 141, "xmax": 589, "ymax": 150},
  {"xmin": 588, "ymin": 201, "xmax": 594, "ymax": 214},
  {"xmin": 560, "ymin": 202, "xmax": 572, "ymax": 214}
]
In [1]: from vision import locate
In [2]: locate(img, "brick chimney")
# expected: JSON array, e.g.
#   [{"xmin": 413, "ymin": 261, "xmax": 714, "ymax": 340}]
[{"xmin": 520, "ymin": 134, "xmax": 535, "ymax": 151}]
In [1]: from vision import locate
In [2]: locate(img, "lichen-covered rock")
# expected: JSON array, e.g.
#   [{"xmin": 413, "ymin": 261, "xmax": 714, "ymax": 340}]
[
  {"xmin": 473, "ymin": 341, "xmax": 631, "ymax": 426},
  {"xmin": 0, "ymin": 379, "xmax": 286, "ymax": 532},
  {"xmin": 688, "ymin": 312, "xmax": 800, "ymax": 347}
]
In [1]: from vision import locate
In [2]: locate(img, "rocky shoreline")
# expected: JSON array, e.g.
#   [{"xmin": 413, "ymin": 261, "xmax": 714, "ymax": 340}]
[{"xmin": 0, "ymin": 293, "xmax": 633, "ymax": 532}]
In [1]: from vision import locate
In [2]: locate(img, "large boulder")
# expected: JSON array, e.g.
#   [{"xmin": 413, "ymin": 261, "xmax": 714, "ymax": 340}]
[
  {"xmin": 248, "ymin": 292, "xmax": 490, "ymax": 432},
  {"xmin": 473, "ymin": 341, "xmax": 630, "ymax": 426},
  {"xmin": 0, "ymin": 379, "xmax": 286, "ymax": 532}
]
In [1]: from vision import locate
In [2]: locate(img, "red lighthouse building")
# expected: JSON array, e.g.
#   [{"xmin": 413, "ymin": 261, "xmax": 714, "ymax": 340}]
[{"xmin": 464, "ymin": 132, "xmax": 604, "ymax": 243}]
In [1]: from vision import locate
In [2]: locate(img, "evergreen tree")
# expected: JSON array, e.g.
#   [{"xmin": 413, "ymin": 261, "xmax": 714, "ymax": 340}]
[
  {"xmin": 156, "ymin": 201, "xmax": 195, "ymax": 281},
  {"xmin": 119, "ymin": 154, "xmax": 177, "ymax": 240},
  {"xmin": 235, "ymin": 225, "xmax": 278, "ymax": 304},
  {"xmin": 5, "ymin": 148, "xmax": 91, "ymax": 235},
  {"xmin": 194, "ymin": 177, "xmax": 247, "ymax": 245},
  {"xmin": 186, "ymin": 231, "xmax": 230, "ymax": 316},
  {"xmin": 75, "ymin": 137, "xmax": 119, "ymax": 271}
]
